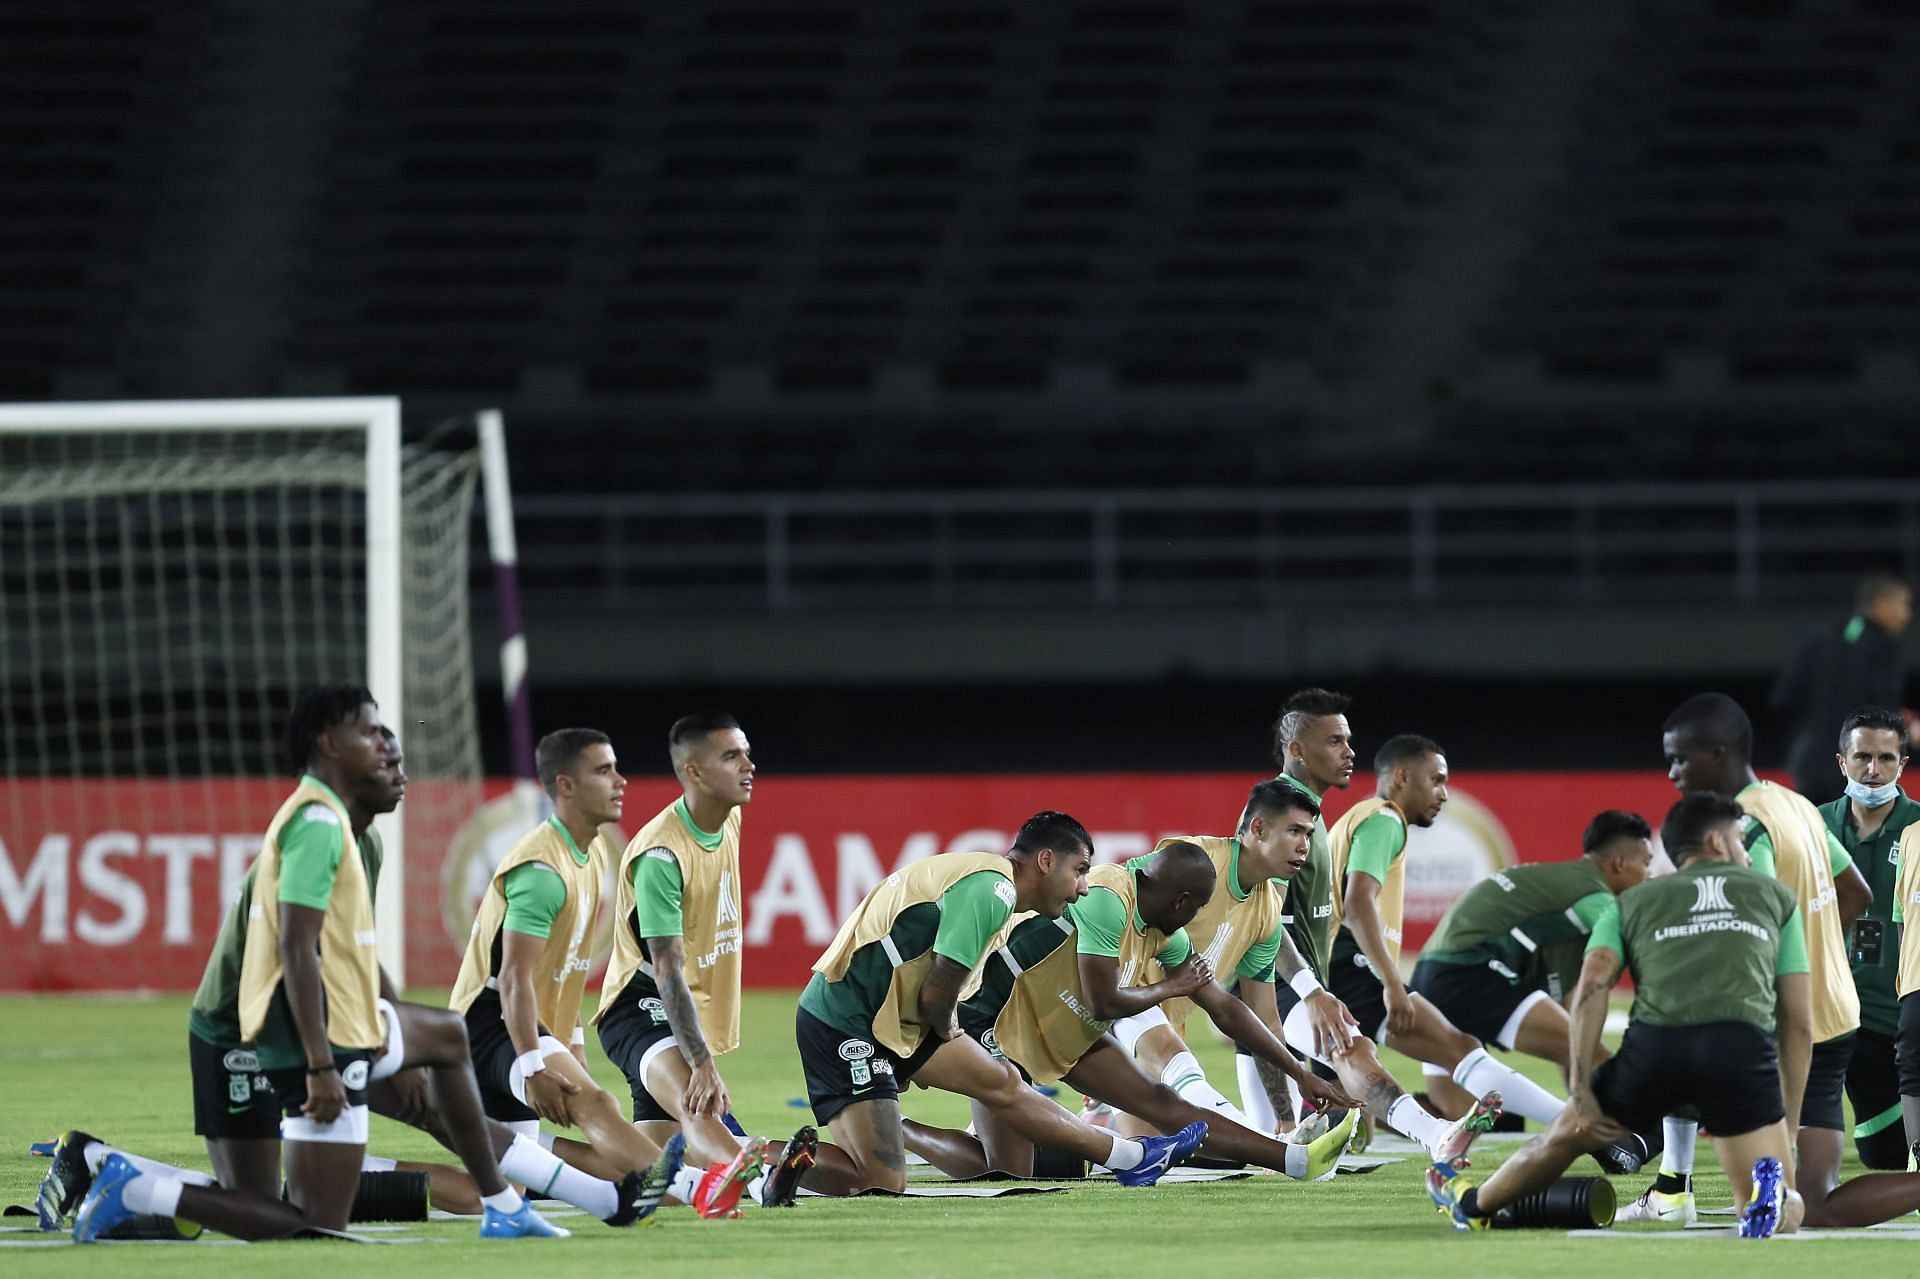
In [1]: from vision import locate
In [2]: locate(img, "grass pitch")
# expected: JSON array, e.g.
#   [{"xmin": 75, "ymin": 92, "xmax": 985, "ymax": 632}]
[{"xmin": 1, "ymin": 991, "xmax": 1909, "ymax": 1276}]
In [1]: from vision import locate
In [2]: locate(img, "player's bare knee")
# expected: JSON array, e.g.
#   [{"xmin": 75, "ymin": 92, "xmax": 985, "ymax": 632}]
[{"xmin": 975, "ymin": 1061, "xmax": 1029, "ymax": 1110}]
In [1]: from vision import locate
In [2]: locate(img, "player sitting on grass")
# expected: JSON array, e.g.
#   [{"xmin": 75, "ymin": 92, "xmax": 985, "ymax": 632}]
[
  {"xmin": 796, "ymin": 812, "xmax": 1207, "ymax": 1193},
  {"xmin": 1426, "ymin": 793, "xmax": 1808, "ymax": 1238},
  {"xmin": 60, "ymin": 687, "xmax": 564, "ymax": 1242},
  {"xmin": 904, "ymin": 822, "xmax": 1362, "ymax": 1182}
]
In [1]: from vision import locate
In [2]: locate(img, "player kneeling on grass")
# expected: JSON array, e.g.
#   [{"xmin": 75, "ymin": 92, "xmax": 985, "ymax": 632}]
[
  {"xmin": 1426, "ymin": 793, "xmax": 1808, "ymax": 1238},
  {"xmin": 797, "ymin": 813, "xmax": 1207, "ymax": 1193},
  {"xmin": 904, "ymin": 824, "xmax": 1362, "ymax": 1182},
  {"xmin": 59, "ymin": 687, "xmax": 563, "ymax": 1242}
]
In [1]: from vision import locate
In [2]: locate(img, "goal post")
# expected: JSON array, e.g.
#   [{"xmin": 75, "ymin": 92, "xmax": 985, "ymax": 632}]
[{"xmin": 0, "ymin": 397, "xmax": 496, "ymax": 992}]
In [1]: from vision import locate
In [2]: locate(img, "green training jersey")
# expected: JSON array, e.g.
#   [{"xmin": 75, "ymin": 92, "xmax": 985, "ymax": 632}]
[
  {"xmin": 962, "ymin": 913, "xmax": 1077, "ymax": 1026},
  {"xmin": 1276, "ymin": 772, "xmax": 1335, "ymax": 981},
  {"xmin": 1820, "ymin": 790, "xmax": 1918, "ymax": 1038},
  {"xmin": 1590, "ymin": 861, "xmax": 1806, "ymax": 1034},
  {"xmin": 1422, "ymin": 859, "xmax": 1613, "ymax": 1001},
  {"xmin": 189, "ymin": 820, "xmax": 383, "ymax": 1049}
]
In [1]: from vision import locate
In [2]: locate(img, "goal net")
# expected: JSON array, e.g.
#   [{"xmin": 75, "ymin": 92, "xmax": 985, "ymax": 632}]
[{"xmin": 0, "ymin": 398, "xmax": 486, "ymax": 991}]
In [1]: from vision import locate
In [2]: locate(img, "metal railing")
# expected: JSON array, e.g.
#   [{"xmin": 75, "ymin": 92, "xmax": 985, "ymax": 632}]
[{"xmin": 510, "ymin": 480, "xmax": 1920, "ymax": 611}]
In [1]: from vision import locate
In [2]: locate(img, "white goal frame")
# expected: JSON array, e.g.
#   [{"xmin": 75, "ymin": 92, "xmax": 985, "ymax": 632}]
[{"xmin": 0, "ymin": 397, "xmax": 410, "ymax": 983}]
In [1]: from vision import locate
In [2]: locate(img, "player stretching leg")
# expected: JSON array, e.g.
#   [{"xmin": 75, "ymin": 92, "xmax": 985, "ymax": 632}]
[
  {"xmin": 1428, "ymin": 794, "xmax": 1806, "ymax": 1238},
  {"xmin": 797, "ymin": 814, "xmax": 1205, "ymax": 1194},
  {"xmin": 69, "ymin": 688, "xmax": 560, "ymax": 1241}
]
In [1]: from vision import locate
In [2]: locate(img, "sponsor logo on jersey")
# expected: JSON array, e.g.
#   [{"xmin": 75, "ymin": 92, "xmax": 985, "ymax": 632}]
[
  {"xmin": 1691, "ymin": 875, "xmax": 1732, "ymax": 913},
  {"xmin": 993, "ymin": 880, "xmax": 1017, "ymax": 908},
  {"xmin": 838, "ymin": 1038, "xmax": 874, "ymax": 1061},
  {"xmin": 716, "ymin": 871, "xmax": 740, "ymax": 925}
]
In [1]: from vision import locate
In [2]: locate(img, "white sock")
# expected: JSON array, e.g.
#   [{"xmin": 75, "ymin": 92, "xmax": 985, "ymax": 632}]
[
  {"xmin": 1235, "ymin": 1055, "xmax": 1278, "ymax": 1130},
  {"xmin": 535, "ymin": 1130, "xmax": 557, "ymax": 1152},
  {"xmin": 361, "ymin": 1155, "xmax": 398, "ymax": 1172},
  {"xmin": 1422, "ymin": 1062, "xmax": 1449, "ymax": 1081},
  {"xmin": 1161, "ymin": 1052, "xmax": 1258, "ymax": 1129},
  {"xmin": 667, "ymin": 1165, "xmax": 704, "ymax": 1204},
  {"xmin": 1102, "ymin": 1135, "xmax": 1147, "ymax": 1171},
  {"xmin": 1385, "ymin": 1093, "xmax": 1451, "ymax": 1154},
  {"xmin": 1451, "ymin": 1047, "xmax": 1565, "ymax": 1125},
  {"xmin": 119, "ymin": 1174, "xmax": 184, "ymax": 1219},
  {"xmin": 479, "ymin": 1186, "xmax": 525, "ymax": 1214},
  {"xmin": 86, "ymin": 1145, "xmax": 215, "ymax": 1188},
  {"xmin": 500, "ymin": 1135, "xmax": 619, "ymax": 1220},
  {"xmin": 1661, "ymin": 1118, "xmax": 1697, "ymax": 1179}
]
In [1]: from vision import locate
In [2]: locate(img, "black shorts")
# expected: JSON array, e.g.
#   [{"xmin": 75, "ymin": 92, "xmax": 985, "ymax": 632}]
[
  {"xmin": 1327, "ymin": 952, "xmax": 1389, "ymax": 1042},
  {"xmin": 1591, "ymin": 1021, "xmax": 1783, "ymax": 1138},
  {"xmin": 1409, "ymin": 958, "xmax": 1537, "ymax": 1048},
  {"xmin": 958, "ymin": 1009, "xmax": 1036, "ymax": 1084},
  {"xmin": 261, "ymin": 1048, "xmax": 374, "ymax": 1119},
  {"xmin": 797, "ymin": 1006, "xmax": 940, "ymax": 1127},
  {"xmin": 463, "ymin": 992, "xmax": 545, "ymax": 1124},
  {"xmin": 1896, "ymin": 993, "xmax": 1920, "ymax": 1097},
  {"xmin": 189, "ymin": 1033, "xmax": 281, "ymax": 1140},
  {"xmin": 1802, "ymin": 1033, "xmax": 1855, "ymax": 1132},
  {"xmin": 1847, "ymin": 1028, "xmax": 1904, "ymax": 1167},
  {"xmin": 597, "ymin": 990, "xmax": 678, "ymax": 1124}
]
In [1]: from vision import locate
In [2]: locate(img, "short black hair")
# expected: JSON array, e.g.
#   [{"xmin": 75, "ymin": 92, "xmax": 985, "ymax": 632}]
[
  {"xmin": 1662, "ymin": 691, "xmax": 1752, "ymax": 761},
  {"xmin": 1374, "ymin": 734, "xmax": 1442, "ymax": 779},
  {"xmin": 1011, "ymin": 810, "xmax": 1093, "ymax": 860},
  {"xmin": 535, "ymin": 727, "xmax": 612, "ymax": 797},
  {"xmin": 1856, "ymin": 571, "xmax": 1909, "ymax": 611},
  {"xmin": 1153, "ymin": 838, "xmax": 1217, "ymax": 894},
  {"xmin": 1581, "ymin": 809, "xmax": 1652, "ymax": 857},
  {"xmin": 1660, "ymin": 792, "xmax": 1746, "ymax": 867},
  {"xmin": 1239, "ymin": 779, "xmax": 1321, "ymax": 834},
  {"xmin": 284, "ymin": 685, "xmax": 374, "ymax": 776},
  {"xmin": 669, "ymin": 712, "xmax": 742, "ymax": 765},
  {"xmin": 1271, "ymin": 687, "xmax": 1351, "ymax": 766},
  {"xmin": 1838, "ymin": 705, "xmax": 1908, "ymax": 756}
]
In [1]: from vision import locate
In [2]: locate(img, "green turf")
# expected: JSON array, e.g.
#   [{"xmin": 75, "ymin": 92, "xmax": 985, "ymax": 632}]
[{"xmin": 0, "ymin": 991, "xmax": 1905, "ymax": 1274}]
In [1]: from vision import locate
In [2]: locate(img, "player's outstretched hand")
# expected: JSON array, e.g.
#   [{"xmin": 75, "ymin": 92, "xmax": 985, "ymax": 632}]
[
  {"xmin": 1304, "ymin": 990, "xmax": 1356, "ymax": 1060},
  {"xmin": 304, "ymin": 1067, "xmax": 348, "ymax": 1125},
  {"xmin": 1297, "ymin": 1072, "xmax": 1359, "ymax": 1113},
  {"xmin": 1382, "ymin": 985, "xmax": 1416, "ymax": 1039},
  {"xmin": 685, "ymin": 1060, "xmax": 731, "ymax": 1119},
  {"xmin": 526, "ymin": 1069, "xmax": 580, "ymax": 1127}
]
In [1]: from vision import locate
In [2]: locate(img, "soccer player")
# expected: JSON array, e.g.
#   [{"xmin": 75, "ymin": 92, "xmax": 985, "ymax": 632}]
[
  {"xmin": 592, "ymin": 711, "xmax": 822, "ymax": 1205},
  {"xmin": 1628, "ymin": 692, "xmax": 1879, "ymax": 1227},
  {"xmin": 1107, "ymin": 789, "xmax": 1359, "ymax": 1135},
  {"xmin": 795, "ymin": 812, "xmax": 1206, "ymax": 1194},
  {"xmin": 1320, "ymin": 736, "xmax": 1562, "ymax": 1134},
  {"xmin": 450, "ymin": 729, "xmax": 744, "ymax": 1211},
  {"xmin": 1818, "ymin": 705, "xmax": 1918, "ymax": 1168},
  {"xmin": 1407, "ymin": 809, "xmax": 1655, "ymax": 1170},
  {"xmin": 1426, "ymin": 793, "xmax": 1808, "ymax": 1238},
  {"xmin": 69, "ymin": 687, "xmax": 562, "ymax": 1241},
  {"xmin": 906, "ymin": 818, "xmax": 1360, "ymax": 1181},
  {"xmin": 1231, "ymin": 688, "xmax": 1354, "ymax": 1129}
]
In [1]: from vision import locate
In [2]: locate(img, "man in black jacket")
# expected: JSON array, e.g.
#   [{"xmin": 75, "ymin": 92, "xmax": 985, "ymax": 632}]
[{"xmin": 1773, "ymin": 573, "xmax": 1911, "ymax": 804}]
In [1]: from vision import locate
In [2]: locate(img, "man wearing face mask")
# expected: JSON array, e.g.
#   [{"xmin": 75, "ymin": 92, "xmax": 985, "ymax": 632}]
[{"xmin": 1819, "ymin": 706, "xmax": 1920, "ymax": 1169}]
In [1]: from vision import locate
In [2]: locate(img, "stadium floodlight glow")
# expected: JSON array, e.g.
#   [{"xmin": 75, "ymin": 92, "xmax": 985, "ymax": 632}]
[{"xmin": 0, "ymin": 398, "xmax": 489, "ymax": 991}]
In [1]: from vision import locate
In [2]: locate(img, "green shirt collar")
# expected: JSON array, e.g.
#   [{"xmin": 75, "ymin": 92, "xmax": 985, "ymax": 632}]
[
  {"xmin": 674, "ymin": 797, "xmax": 725, "ymax": 852},
  {"xmin": 1228, "ymin": 838, "xmax": 1252, "ymax": 902},
  {"xmin": 1839, "ymin": 788, "xmax": 1920, "ymax": 840},
  {"xmin": 1125, "ymin": 860, "xmax": 1151, "ymax": 934},
  {"xmin": 546, "ymin": 815, "xmax": 592, "ymax": 866},
  {"xmin": 1278, "ymin": 771, "xmax": 1323, "ymax": 803},
  {"xmin": 300, "ymin": 774, "xmax": 348, "ymax": 811}
]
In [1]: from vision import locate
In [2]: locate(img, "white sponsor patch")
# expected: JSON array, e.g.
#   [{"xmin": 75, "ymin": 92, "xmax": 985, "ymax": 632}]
[
  {"xmin": 341, "ymin": 1059, "xmax": 371, "ymax": 1090},
  {"xmin": 222, "ymin": 1048, "xmax": 261, "ymax": 1073},
  {"xmin": 993, "ymin": 880, "xmax": 1017, "ymax": 908},
  {"xmin": 302, "ymin": 808, "xmax": 340, "ymax": 826},
  {"xmin": 838, "ymin": 1038, "xmax": 874, "ymax": 1061}
]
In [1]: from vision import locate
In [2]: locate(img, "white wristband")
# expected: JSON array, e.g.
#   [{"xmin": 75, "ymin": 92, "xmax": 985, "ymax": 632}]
[
  {"xmin": 570, "ymin": 1026, "xmax": 586, "ymax": 1047},
  {"xmin": 516, "ymin": 1048, "xmax": 548, "ymax": 1079},
  {"xmin": 1288, "ymin": 969, "xmax": 1324, "ymax": 1000}
]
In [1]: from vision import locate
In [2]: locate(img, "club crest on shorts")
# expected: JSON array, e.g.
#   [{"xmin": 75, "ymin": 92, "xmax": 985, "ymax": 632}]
[
  {"xmin": 342, "ymin": 1059, "xmax": 371, "ymax": 1090},
  {"xmin": 223, "ymin": 1048, "xmax": 261, "ymax": 1073},
  {"xmin": 640, "ymin": 996, "xmax": 668, "ymax": 1025}
]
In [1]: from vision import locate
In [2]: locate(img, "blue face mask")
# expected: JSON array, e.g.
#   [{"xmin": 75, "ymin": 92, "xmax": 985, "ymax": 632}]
[{"xmin": 1847, "ymin": 777, "xmax": 1901, "ymax": 809}]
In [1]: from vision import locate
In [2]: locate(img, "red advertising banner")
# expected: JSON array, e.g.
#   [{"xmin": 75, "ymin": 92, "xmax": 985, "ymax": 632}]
[{"xmin": 2, "ymin": 770, "xmax": 1700, "ymax": 993}]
